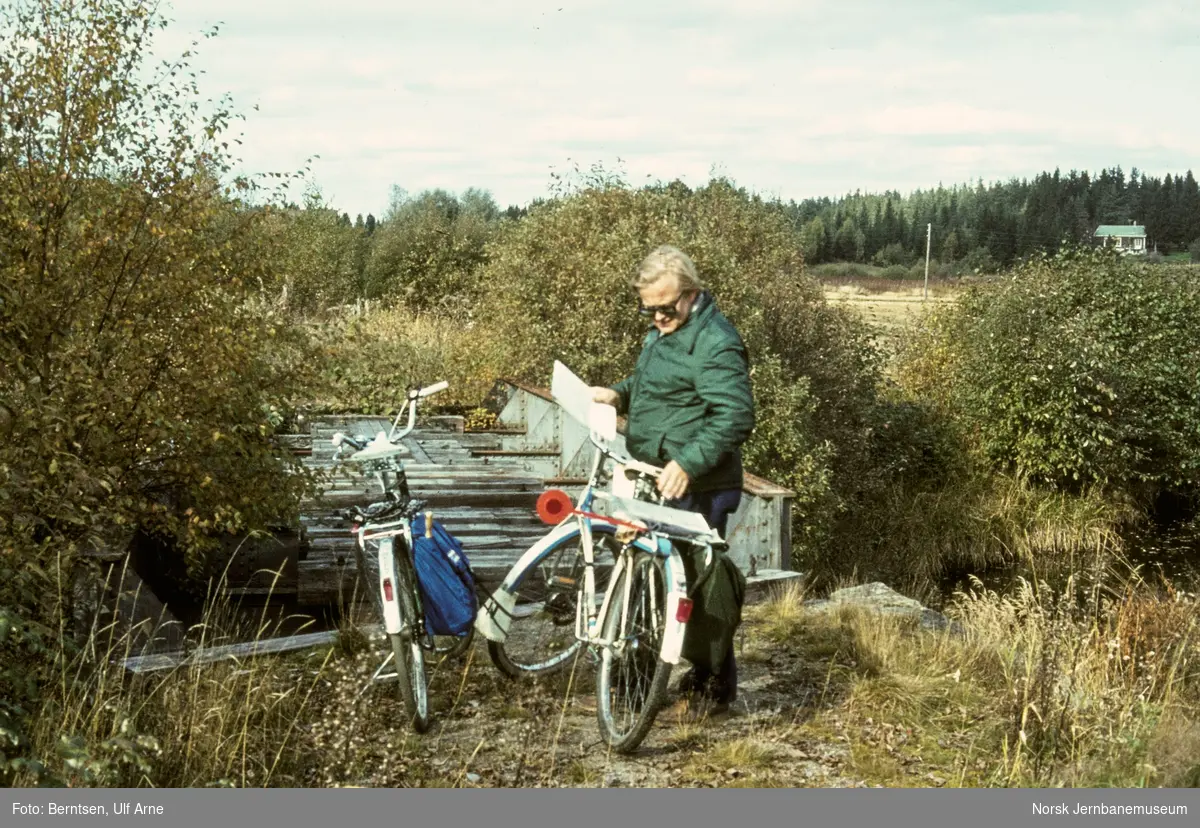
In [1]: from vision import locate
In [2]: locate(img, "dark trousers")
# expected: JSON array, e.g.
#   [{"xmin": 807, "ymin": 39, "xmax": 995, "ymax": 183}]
[{"xmin": 668, "ymin": 488, "xmax": 742, "ymax": 703}]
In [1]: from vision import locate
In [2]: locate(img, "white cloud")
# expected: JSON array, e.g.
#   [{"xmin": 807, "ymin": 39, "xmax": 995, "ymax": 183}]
[{"xmin": 148, "ymin": 0, "xmax": 1200, "ymax": 213}]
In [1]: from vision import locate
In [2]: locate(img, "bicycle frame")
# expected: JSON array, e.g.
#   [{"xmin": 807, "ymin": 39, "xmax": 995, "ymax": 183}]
[
  {"xmin": 333, "ymin": 379, "xmax": 450, "ymax": 649},
  {"xmin": 476, "ymin": 439, "xmax": 692, "ymax": 665},
  {"xmin": 357, "ymin": 518, "xmax": 415, "ymax": 640}
]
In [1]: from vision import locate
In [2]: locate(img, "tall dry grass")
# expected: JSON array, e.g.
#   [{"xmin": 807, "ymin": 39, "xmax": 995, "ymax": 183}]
[
  {"xmin": 828, "ymin": 473, "xmax": 1138, "ymax": 602},
  {"xmin": 14, "ymin": 548, "xmax": 499, "ymax": 788},
  {"xmin": 18, "ymin": 559, "xmax": 334, "ymax": 787},
  {"xmin": 746, "ymin": 564, "xmax": 1200, "ymax": 787}
]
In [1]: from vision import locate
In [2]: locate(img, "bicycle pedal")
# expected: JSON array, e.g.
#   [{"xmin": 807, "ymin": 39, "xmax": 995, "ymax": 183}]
[{"xmin": 543, "ymin": 592, "xmax": 575, "ymax": 619}]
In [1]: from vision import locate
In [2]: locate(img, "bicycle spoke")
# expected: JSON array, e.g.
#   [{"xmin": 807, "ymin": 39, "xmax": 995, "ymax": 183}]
[
  {"xmin": 488, "ymin": 533, "xmax": 614, "ymax": 677},
  {"xmin": 596, "ymin": 553, "xmax": 671, "ymax": 752}
]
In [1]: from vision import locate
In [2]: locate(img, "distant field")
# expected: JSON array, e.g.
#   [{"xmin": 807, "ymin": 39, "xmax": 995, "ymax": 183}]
[{"xmin": 822, "ymin": 283, "xmax": 957, "ymax": 355}]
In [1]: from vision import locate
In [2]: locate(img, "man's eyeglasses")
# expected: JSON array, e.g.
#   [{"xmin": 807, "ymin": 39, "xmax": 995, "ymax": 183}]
[{"xmin": 637, "ymin": 293, "xmax": 686, "ymax": 319}]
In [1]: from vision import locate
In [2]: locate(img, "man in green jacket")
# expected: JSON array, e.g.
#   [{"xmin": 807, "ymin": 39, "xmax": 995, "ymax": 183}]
[{"xmin": 592, "ymin": 244, "xmax": 755, "ymax": 713}]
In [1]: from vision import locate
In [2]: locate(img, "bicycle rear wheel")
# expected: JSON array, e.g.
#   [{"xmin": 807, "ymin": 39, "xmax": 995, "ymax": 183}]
[
  {"xmin": 595, "ymin": 552, "xmax": 672, "ymax": 754},
  {"xmin": 487, "ymin": 529, "xmax": 616, "ymax": 679},
  {"xmin": 353, "ymin": 537, "xmax": 430, "ymax": 733}
]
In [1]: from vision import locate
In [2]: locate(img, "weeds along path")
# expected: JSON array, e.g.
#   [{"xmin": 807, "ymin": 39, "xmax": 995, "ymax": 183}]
[{"xmin": 251, "ymin": 575, "xmax": 1200, "ymax": 788}]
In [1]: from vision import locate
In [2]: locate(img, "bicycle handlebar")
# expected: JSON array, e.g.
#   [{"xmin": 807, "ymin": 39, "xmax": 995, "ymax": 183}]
[
  {"xmin": 328, "ymin": 379, "xmax": 450, "ymax": 459},
  {"xmin": 391, "ymin": 378, "xmax": 449, "ymax": 440},
  {"xmin": 412, "ymin": 380, "xmax": 449, "ymax": 399},
  {"xmin": 620, "ymin": 457, "xmax": 662, "ymax": 479},
  {"xmin": 332, "ymin": 432, "xmax": 366, "ymax": 450}
]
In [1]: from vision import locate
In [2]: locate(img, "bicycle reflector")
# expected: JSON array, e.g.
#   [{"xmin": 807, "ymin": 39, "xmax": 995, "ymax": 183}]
[
  {"xmin": 675, "ymin": 596, "xmax": 694, "ymax": 623},
  {"xmin": 536, "ymin": 489, "xmax": 573, "ymax": 524}
]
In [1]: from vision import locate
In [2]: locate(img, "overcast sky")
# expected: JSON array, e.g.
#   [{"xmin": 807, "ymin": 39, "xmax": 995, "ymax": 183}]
[{"xmin": 158, "ymin": 0, "xmax": 1200, "ymax": 217}]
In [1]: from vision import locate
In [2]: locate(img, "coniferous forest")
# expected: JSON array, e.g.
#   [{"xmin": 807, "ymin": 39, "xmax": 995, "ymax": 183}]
[
  {"xmin": 333, "ymin": 166, "xmax": 1200, "ymax": 288},
  {"xmin": 775, "ymin": 167, "xmax": 1200, "ymax": 270}
]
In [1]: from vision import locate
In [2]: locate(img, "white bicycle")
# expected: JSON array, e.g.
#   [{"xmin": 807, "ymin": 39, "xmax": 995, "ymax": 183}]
[
  {"xmin": 331, "ymin": 380, "xmax": 473, "ymax": 733},
  {"xmin": 476, "ymin": 396, "xmax": 725, "ymax": 753}
]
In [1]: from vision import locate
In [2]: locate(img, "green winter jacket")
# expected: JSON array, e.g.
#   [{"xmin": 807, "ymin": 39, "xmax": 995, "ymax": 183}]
[{"xmin": 609, "ymin": 292, "xmax": 755, "ymax": 493}]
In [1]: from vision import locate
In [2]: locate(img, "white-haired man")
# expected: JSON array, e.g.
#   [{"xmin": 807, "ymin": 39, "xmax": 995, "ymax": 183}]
[{"xmin": 592, "ymin": 244, "xmax": 755, "ymax": 714}]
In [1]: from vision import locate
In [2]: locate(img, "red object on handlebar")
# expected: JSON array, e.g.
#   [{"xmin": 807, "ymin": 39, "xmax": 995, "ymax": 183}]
[
  {"xmin": 535, "ymin": 488, "xmax": 650, "ymax": 533},
  {"xmin": 536, "ymin": 489, "xmax": 573, "ymax": 524}
]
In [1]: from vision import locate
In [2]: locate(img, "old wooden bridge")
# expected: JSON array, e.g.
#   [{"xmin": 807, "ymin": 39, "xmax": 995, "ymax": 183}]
[{"xmin": 286, "ymin": 379, "xmax": 800, "ymax": 607}]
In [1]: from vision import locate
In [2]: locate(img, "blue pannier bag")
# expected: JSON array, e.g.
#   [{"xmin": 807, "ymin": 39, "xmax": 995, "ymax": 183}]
[{"xmin": 410, "ymin": 514, "xmax": 477, "ymax": 637}]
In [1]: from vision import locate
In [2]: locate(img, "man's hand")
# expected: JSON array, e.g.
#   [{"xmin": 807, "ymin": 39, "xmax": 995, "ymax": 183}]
[
  {"xmin": 657, "ymin": 460, "xmax": 690, "ymax": 500},
  {"xmin": 591, "ymin": 387, "xmax": 620, "ymax": 407}
]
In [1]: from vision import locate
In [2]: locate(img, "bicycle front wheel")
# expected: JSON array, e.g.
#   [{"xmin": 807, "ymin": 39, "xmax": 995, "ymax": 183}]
[
  {"xmin": 487, "ymin": 529, "xmax": 616, "ymax": 679},
  {"xmin": 595, "ymin": 552, "xmax": 672, "ymax": 754},
  {"xmin": 390, "ymin": 550, "xmax": 431, "ymax": 733}
]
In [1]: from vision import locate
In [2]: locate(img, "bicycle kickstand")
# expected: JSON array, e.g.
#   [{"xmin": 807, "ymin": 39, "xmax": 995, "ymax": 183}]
[{"xmin": 355, "ymin": 651, "xmax": 400, "ymax": 701}]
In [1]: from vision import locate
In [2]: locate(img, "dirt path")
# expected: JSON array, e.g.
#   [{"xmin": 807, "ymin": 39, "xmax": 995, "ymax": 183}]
[{"xmin": 300, "ymin": 611, "xmax": 866, "ymax": 788}]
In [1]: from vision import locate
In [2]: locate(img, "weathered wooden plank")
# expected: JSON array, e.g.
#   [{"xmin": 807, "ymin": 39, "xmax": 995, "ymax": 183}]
[
  {"xmin": 302, "ymin": 505, "xmax": 541, "ymax": 522},
  {"xmin": 304, "ymin": 473, "xmax": 543, "ymax": 487},
  {"xmin": 306, "ymin": 481, "xmax": 544, "ymax": 497},
  {"xmin": 469, "ymin": 449, "xmax": 562, "ymax": 458},
  {"xmin": 121, "ymin": 626, "xmax": 380, "ymax": 674},
  {"xmin": 304, "ymin": 533, "xmax": 546, "ymax": 556},
  {"xmin": 224, "ymin": 586, "xmax": 299, "ymax": 597},
  {"xmin": 299, "ymin": 522, "xmax": 542, "ymax": 538},
  {"xmin": 424, "ymin": 415, "xmax": 465, "ymax": 433},
  {"xmin": 328, "ymin": 465, "xmax": 538, "ymax": 476},
  {"xmin": 431, "ymin": 523, "xmax": 549, "ymax": 537},
  {"xmin": 302, "ymin": 515, "xmax": 543, "ymax": 532},
  {"xmin": 744, "ymin": 569, "xmax": 805, "ymax": 603},
  {"xmin": 308, "ymin": 481, "xmax": 545, "ymax": 496}
]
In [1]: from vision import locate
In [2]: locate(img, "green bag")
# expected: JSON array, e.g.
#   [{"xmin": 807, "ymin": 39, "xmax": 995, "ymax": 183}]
[{"xmin": 679, "ymin": 543, "xmax": 747, "ymax": 670}]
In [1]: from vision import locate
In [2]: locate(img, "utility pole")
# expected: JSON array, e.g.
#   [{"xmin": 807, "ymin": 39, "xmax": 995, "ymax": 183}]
[{"xmin": 923, "ymin": 223, "xmax": 932, "ymax": 301}]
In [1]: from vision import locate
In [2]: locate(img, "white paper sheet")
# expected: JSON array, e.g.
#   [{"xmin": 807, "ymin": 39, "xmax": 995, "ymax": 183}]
[{"xmin": 551, "ymin": 359, "xmax": 597, "ymax": 430}]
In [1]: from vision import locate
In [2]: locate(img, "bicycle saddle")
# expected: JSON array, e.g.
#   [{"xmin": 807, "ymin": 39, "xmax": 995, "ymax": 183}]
[{"xmin": 348, "ymin": 432, "xmax": 411, "ymax": 462}]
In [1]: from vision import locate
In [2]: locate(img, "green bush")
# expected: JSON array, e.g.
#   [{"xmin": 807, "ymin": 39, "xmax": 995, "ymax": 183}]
[
  {"xmin": 308, "ymin": 304, "xmax": 491, "ymax": 415},
  {"xmin": 362, "ymin": 188, "xmax": 498, "ymax": 311},
  {"xmin": 907, "ymin": 248, "xmax": 1200, "ymax": 498},
  {"xmin": 1189, "ymin": 238, "xmax": 1200, "ymax": 264},
  {"xmin": 264, "ymin": 193, "xmax": 371, "ymax": 314},
  {"xmin": 0, "ymin": 0, "xmax": 315, "ymax": 780},
  {"xmin": 810, "ymin": 262, "xmax": 880, "ymax": 280},
  {"xmin": 957, "ymin": 246, "xmax": 999, "ymax": 275},
  {"xmin": 872, "ymin": 242, "xmax": 914, "ymax": 268}
]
